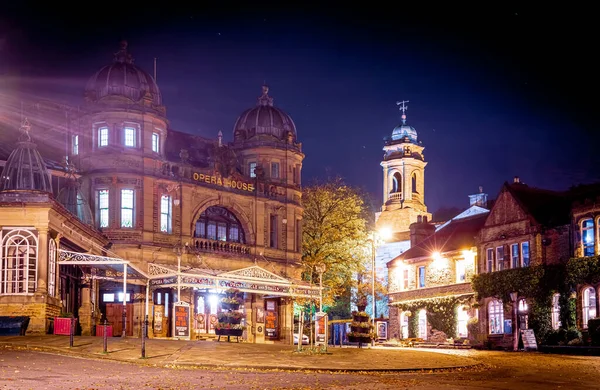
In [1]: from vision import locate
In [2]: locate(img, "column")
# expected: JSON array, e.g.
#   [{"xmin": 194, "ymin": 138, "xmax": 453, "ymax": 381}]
[{"xmin": 36, "ymin": 227, "xmax": 49, "ymax": 295}]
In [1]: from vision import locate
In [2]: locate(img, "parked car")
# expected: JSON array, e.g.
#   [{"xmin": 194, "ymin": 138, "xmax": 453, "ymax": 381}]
[{"xmin": 294, "ymin": 333, "xmax": 309, "ymax": 345}]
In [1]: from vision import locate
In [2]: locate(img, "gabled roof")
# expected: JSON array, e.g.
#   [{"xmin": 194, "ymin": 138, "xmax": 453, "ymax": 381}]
[
  {"xmin": 395, "ymin": 212, "xmax": 488, "ymax": 261},
  {"xmin": 505, "ymin": 182, "xmax": 571, "ymax": 227}
]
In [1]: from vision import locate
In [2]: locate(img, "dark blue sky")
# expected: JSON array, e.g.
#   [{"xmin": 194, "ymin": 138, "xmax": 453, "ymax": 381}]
[{"xmin": 1, "ymin": 3, "xmax": 597, "ymax": 214}]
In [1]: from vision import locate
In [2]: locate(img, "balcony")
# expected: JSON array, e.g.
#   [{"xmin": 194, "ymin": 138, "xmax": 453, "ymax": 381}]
[
  {"xmin": 388, "ymin": 192, "xmax": 402, "ymax": 201},
  {"xmin": 192, "ymin": 238, "xmax": 251, "ymax": 256}
]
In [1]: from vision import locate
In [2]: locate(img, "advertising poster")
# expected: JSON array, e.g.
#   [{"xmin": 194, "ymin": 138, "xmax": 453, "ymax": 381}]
[
  {"xmin": 153, "ymin": 305, "xmax": 164, "ymax": 334},
  {"xmin": 315, "ymin": 312, "xmax": 327, "ymax": 344},
  {"xmin": 376, "ymin": 321, "xmax": 388, "ymax": 340},
  {"xmin": 173, "ymin": 304, "xmax": 190, "ymax": 339}
]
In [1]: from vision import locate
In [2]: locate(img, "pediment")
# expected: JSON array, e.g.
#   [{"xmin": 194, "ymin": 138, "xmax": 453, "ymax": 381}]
[{"xmin": 218, "ymin": 266, "xmax": 291, "ymax": 284}]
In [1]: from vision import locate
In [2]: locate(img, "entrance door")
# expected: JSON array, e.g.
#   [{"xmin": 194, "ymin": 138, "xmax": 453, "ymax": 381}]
[{"xmin": 106, "ymin": 303, "xmax": 133, "ymax": 336}]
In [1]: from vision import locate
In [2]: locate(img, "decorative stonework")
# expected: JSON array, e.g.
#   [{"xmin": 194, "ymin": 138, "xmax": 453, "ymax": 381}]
[{"xmin": 219, "ymin": 265, "xmax": 291, "ymax": 283}]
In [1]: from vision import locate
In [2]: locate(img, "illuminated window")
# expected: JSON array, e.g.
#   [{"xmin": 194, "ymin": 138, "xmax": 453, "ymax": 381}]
[
  {"xmin": 48, "ymin": 238, "xmax": 56, "ymax": 297},
  {"xmin": 521, "ymin": 242, "xmax": 530, "ymax": 267},
  {"xmin": 582, "ymin": 219, "xmax": 595, "ymax": 256},
  {"xmin": 456, "ymin": 260, "xmax": 466, "ymax": 283},
  {"xmin": 551, "ymin": 293, "xmax": 561, "ymax": 330},
  {"xmin": 124, "ymin": 127, "xmax": 136, "ymax": 147},
  {"xmin": 98, "ymin": 127, "xmax": 108, "ymax": 147},
  {"xmin": 488, "ymin": 299, "xmax": 504, "ymax": 334},
  {"xmin": 457, "ymin": 305, "xmax": 469, "ymax": 338},
  {"xmin": 160, "ymin": 195, "xmax": 171, "ymax": 233},
  {"xmin": 583, "ymin": 286, "xmax": 597, "ymax": 329},
  {"xmin": 418, "ymin": 266, "xmax": 425, "ymax": 288},
  {"xmin": 511, "ymin": 244, "xmax": 520, "ymax": 268},
  {"xmin": 98, "ymin": 190, "xmax": 109, "ymax": 228},
  {"xmin": 152, "ymin": 132, "xmax": 160, "ymax": 153},
  {"xmin": 194, "ymin": 206, "xmax": 245, "ymax": 243},
  {"xmin": 249, "ymin": 162, "xmax": 257, "ymax": 178},
  {"xmin": 72, "ymin": 135, "xmax": 79, "ymax": 155},
  {"xmin": 121, "ymin": 189, "xmax": 134, "ymax": 228},
  {"xmin": 0, "ymin": 229, "xmax": 38, "ymax": 295},
  {"xmin": 496, "ymin": 246, "xmax": 505, "ymax": 271}
]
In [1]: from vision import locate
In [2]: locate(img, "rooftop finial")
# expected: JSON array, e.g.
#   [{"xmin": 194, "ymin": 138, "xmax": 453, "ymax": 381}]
[
  {"xmin": 397, "ymin": 100, "xmax": 409, "ymax": 124},
  {"xmin": 19, "ymin": 118, "xmax": 31, "ymax": 142},
  {"xmin": 258, "ymin": 84, "xmax": 274, "ymax": 107},
  {"xmin": 114, "ymin": 40, "xmax": 134, "ymax": 64}
]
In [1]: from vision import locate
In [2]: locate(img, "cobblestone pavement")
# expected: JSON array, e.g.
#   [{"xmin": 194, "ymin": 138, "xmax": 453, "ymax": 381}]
[{"xmin": 1, "ymin": 337, "xmax": 600, "ymax": 389}]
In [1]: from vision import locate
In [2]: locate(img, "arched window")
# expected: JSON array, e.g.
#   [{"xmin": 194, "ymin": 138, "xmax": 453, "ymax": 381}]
[
  {"xmin": 194, "ymin": 206, "xmax": 245, "ymax": 243},
  {"xmin": 418, "ymin": 309, "xmax": 427, "ymax": 340},
  {"xmin": 551, "ymin": 293, "xmax": 561, "ymax": 330},
  {"xmin": 48, "ymin": 238, "xmax": 57, "ymax": 297},
  {"xmin": 583, "ymin": 286, "xmax": 597, "ymax": 329},
  {"xmin": 411, "ymin": 173, "xmax": 417, "ymax": 193},
  {"xmin": 457, "ymin": 305, "xmax": 469, "ymax": 338},
  {"xmin": 582, "ymin": 219, "xmax": 595, "ymax": 256},
  {"xmin": 1, "ymin": 229, "xmax": 38, "ymax": 295},
  {"xmin": 391, "ymin": 172, "xmax": 402, "ymax": 193},
  {"xmin": 488, "ymin": 299, "xmax": 504, "ymax": 334}
]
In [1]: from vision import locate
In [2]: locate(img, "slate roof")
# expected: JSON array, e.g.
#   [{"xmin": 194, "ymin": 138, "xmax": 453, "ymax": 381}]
[{"xmin": 505, "ymin": 182, "xmax": 571, "ymax": 227}]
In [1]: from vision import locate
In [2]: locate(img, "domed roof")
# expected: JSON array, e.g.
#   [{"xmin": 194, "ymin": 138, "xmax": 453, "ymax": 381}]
[
  {"xmin": 233, "ymin": 85, "xmax": 296, "ymax": 141},
  {"xmin": 391, "ymin": 100, "xmax": 418, "ymax": 143},
  {"xmin": 56, "ymin": 164, "xmax": 94, "ymax": 225},
  {"xmin": 85, "ymin": 41, "xmax": 162, "ymax": 106},
  {"xmin": 0, "ymin": 119, "xmax": 52, "ymax": 193}
]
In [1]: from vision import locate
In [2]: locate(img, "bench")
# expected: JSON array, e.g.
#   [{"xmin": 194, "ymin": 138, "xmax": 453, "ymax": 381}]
[{"xmin": 0, "ymin": 316, "xmax": 30, "ymax": 336}]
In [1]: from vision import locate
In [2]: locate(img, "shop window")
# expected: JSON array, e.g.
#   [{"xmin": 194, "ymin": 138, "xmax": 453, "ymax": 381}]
[
  {"xmin": 488, "ymin": 299, "xmax": 504, "ymax": 334},
  {"xmin": 0, "ymin": 229, "xmax": 38, "ymax": 295}
]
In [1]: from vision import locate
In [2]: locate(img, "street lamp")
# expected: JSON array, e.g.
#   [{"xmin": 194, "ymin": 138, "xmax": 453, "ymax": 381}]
[{"xmin": 315, "ymin": 263, "xmax": 326, "ymax": 313}]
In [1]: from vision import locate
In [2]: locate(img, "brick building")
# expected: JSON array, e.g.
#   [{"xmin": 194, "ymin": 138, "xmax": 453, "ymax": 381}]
[{"xmin": 0, "ymin": 41, "xmax": 318, "ymax": 342}]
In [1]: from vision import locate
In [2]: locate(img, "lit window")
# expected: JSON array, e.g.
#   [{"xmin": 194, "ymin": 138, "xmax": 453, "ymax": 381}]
[
  {"xmin": 152, "ymin": 132, "xmax": 160, "ymax": 153},
  {"xmin": 456, "ymin": 260, "xmax": 466, "ymax": 283},
  {"xmin": 0, "ymin": 229, "xmax": 38, "ymax": 295},
  {"xmin": 418, "ymin": 266, "xmax": 425, "ymax": 288},
  {"xmin": 98, "ymin": 127, "xmax": 108, "ymax": 147},
  {"xmin": 488, "ymin": 299, "xmax": 504, "ymax": 334},
  {"xmin": 249, "ymin": 162, "xmax": 257, "ymax": 178},
  {"xmin": 102, "ymin": 293, "xmax": 115, "ymax": 302},
  {"xmin": 551, "ymin": 293, "xmax": 561, "ymax": 330},
  {"xmin": 118, "ymin": 292, "xmax": 131, "ymax": 302},
  {"xmin": 271, "ymin": 162, "xmax": 280, "ymax": 179},
  {"xmin": 121, "ymin": 189, "xmax": 134, "ymax": 228},
  {"xmin": 457, "ymin": 305, "xmax": 469, "ymax": 338},
  {"xmin": 486, "ymin": 248, "xmax": 494, "ymax": 272},
  {"xmin": 582, "ymin": 219, "xmax": 595, "ymax": 256},
  {"xmin": 160, "ymin": 195, "xmax": 171, "ymax": 233},
  {"xmin": 124, "ymin": 127, "xmax": 136, "ymax": 147},
  {"xmin": 48, "ymin": 238, "xmax": 56, "ymax": 297},
  {"xmin": 72, "ymin": 135, "xmax": 79, "ymax": 155},
  {"xmin": 194, "ymin": 206, "xmax": 245, "ymax": 243},
  {"xmin": 98, "ymin": 190, "xmax": 109, "ymax": 228},
  {"xmin": 511, "ymin": 244, "xmax": 520, "ymax": 268},
  {"xmin": 583, "ymin": 286, "xmax": 597, "ymax": 329},
  {"xmin": 521, "ymin": 242, "xmax": 530, "ymax": 267},
  {"xmin": 496, "ymin": 246, "xmax": 505, "ymax": 271}
]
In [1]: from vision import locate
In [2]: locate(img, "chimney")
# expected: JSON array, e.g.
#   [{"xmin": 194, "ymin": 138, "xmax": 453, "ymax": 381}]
[
  {"xmin": 468, "ymin": 186, "xmax": 488, "ymax": 208},
  {"xmin": 410, "ymin": 222, "xmax": 435, "ymax": 247},
  {"xmin": 514, "ymin": 176, "xmax": 520, "ymax": 183}
]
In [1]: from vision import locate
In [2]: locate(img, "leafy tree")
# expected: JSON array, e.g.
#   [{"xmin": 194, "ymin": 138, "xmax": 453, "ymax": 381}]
[{"xmin": 301, "ymin": 177, "xmax": 372, "ymax": 310}]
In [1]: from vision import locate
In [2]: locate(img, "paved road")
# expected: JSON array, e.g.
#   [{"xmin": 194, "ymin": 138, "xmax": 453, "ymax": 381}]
[{"xmin": 1, "ymin": 348, "xmax": 599, "ymax": 389}]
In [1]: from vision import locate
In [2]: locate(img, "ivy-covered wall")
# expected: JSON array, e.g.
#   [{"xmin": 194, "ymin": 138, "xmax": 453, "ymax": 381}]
[{"xmin": 396, "ymin": 295, "xmax": 472, "ymax": 338}]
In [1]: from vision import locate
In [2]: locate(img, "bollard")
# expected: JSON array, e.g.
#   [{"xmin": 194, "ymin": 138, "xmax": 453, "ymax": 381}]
[
  {"xmin": 69, "ymin": 317, "xmax": 74, "ymax": 348},
  {"xmin": 141, "ymin": 317, "xmax": 146, "ymax": 358},
  {"xmin": 103, "ymin": 319, "xmax": 108, "ymax": 353}
]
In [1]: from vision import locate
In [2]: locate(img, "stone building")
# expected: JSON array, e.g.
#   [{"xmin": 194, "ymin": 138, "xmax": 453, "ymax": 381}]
[
  {"xmin": 373, "ymin": 101, "xmax": 432, "ymax": 317},
  {"xmin": 477, "ymin": 177, "xmax": 572, "ymax": 348},
  {"xmin": 386, "ymin": 192, "xmax": 489, "ymax": 341},
  {"xmin": 0, "ymin": 41, "xmax": 318, "ymax": 342}
]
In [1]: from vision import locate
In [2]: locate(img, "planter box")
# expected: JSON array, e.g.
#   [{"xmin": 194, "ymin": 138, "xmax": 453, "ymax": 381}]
[
  {"xmin": 96, "ymin": 324, "xmax": 113, "ymax": 337},
  {"xmin": 54, "ymin": 317, "xmax": 76, "ymax": 335},
  {"xmin": 215, "ymin": 328, "xmax": 244, "ymax": 336}
]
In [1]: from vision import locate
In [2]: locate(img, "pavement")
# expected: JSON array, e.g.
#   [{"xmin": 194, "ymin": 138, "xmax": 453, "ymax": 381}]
[{"xmin": 0, "ymin": 335, "xmax": 480, "ymax": 372}]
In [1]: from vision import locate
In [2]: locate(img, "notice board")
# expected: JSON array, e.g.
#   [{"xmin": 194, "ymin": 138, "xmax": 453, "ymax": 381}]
[
  {"xmin": 173, "ymin": 304, "xmax": 191, "ymax": 339},
  {"xmin": 520, "ymin": 329, "xmax": 537, "ymax": 351}
]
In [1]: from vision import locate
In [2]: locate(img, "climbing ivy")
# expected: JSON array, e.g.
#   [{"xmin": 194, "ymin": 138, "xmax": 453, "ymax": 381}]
[{"xmin": 397, "ymin": 295, "xmax": 472, "ymax": 339}]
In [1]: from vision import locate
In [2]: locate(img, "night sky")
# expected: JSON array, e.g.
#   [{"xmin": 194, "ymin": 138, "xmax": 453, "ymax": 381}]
[{"xmin": 1, "ymin": 4, "xmax": 597, "ymax": 216}]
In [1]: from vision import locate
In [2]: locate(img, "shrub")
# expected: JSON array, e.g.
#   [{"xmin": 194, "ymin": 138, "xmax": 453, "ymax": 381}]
[{"xmin": 587, "ymin": 318, "xmax": 600, "ymax": 346}]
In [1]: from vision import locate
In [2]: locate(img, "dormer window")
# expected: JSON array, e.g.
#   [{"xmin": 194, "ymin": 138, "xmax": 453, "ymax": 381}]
[
  {"xmin": 98, "ymin": 127, "xmax": 109, "ymax": 147},
  {"xmin": 124, "ymin": 127, "xmax": 136, "ymax": 148}
]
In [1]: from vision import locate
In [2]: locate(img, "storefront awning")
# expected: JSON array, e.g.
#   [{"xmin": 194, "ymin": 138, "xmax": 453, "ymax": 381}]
[
  {"xmin": 58, "ymin": 249, "xmax": 148, "ymax": 280},
  {"xmin": 148, "ymin": 263, "xmax": 320, "ymax": 299}
]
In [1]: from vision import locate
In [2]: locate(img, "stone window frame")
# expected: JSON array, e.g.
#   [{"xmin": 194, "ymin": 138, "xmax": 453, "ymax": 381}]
[
  {"xmin": 488, "ymin": 299, "xmax": 504, "ymax": 335},
  {"xmin": 0, "ymin": 228, "xmax": 38, "ymax": 295},
  {"xmin": 582, "ymin": 285, "xmax": 597, "ymax": 329},
  {"xmin": 96, "ymin": 189, "xmax": 110, "ymax": 228},
  {"xmin": 160, "ymin": 194, "xmax": 172, "ymax": 234},
  {"xmin": 581, "ymin": 218, "xmax": 596, "ymax": 257},
  {"xmin": 120, "ymin": 188, "xmax": 135, "ymax": 228}
]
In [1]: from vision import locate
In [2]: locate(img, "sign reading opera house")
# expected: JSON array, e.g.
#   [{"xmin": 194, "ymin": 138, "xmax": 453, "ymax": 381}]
[{"xmin": 0, "ymin": 41, "xmax": 308, "ymax": 344}]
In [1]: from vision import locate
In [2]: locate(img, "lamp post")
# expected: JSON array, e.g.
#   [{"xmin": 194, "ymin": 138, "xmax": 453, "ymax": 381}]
[
  {"xmin": 315, "ymin": 263, "xmax": 326, "ymax": 313},
  {"xmin": 510, "ymin": 291, "xmax": 518, "ymax": 352}
]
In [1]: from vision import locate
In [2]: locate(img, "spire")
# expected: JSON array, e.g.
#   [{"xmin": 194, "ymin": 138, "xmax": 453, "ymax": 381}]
[
  {"xmin": 396, "ymin": 100, "xmax": 409, "ymax": 125},
  {"xmin": 18, "ymin": 118, "xmax": 31, "ymax": 142},
  {"xmin": 257, "ymin": 84, "xmax": 274, "ymax": 107},
  {"xmin": 113, "ymin": 40, "xmax": 134, "ymax": 64}
]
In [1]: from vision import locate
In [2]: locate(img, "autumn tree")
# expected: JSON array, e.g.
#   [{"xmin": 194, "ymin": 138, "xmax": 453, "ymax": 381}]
[{"xmin": 301, "ymin": 178, "xmax": 372, "ymax": 313}]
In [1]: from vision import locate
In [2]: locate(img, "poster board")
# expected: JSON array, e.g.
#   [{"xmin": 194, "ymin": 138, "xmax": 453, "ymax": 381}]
[
  {"xmin": 376, "ymin": 321, "xmax": 388, "ymax": 341},
  {"xmin": 173, "ymin": 303, "xmax": 191, "ymax": 340},
  {"xmin": 520, "ymin": 329, "xmax": 537, "ymax": 351},
  {"xmin": 315, "ymin": 312, "xmax": 327, "ymax": 345},
  {"xmin": 153, "ymin": 305, "xmax": 164, "ymax": 334}
]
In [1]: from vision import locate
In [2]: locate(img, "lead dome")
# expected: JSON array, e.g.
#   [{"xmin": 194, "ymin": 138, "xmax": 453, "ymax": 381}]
[
  {"xmin": 233, "ymin": 85, "xmax": 296, "ymax": 142},
  {"xmin": 85, "ymin": 41, "xmax": 162, "ymax": 106}
]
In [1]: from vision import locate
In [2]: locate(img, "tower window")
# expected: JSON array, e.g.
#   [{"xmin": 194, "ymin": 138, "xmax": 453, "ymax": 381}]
[
  {"xmin": 160, "ymin": 195, "xmax": 171, "ymax": 233},
  {"xmin": 124, "ymin": 127, "xmax": 136, "ymax": 147},
  {"xmin": 392, "ymin": 172, "xmax": 402, "ymax": 193},
  {"xmin": 98, "ymin": 127, "xmax": 108, "ymax": 147},
  {"xmin": 249, "ymin": 162, "xmax": 257, "ymax": 178},
  {"xmin": 98, "ymin": 189, "xmax": 109, "ymax": 228},
  {"xmin": 412, "ymin": 173, "xmax": 417, "ymax": 193},
  {"xmin": 121, "ymin": 189, "xmax": 134, "ymax": 228},
  {"xmin": 72, "ymin": 135, "xmax": 79, "ymax": 155},
  {"xmin": 152, "ymin": 132, "xmax": 160, "ymax": 153}
]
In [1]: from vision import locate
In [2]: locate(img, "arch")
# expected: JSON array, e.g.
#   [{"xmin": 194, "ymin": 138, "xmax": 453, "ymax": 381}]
[
  {"xmin": 582, "ymin": 285, "xmax": 597, "ymax": 329},
  {"xmin": 1, "ymin": 228, "xmax": 38, "ymax": 295},
  {"xmin": 193, "ymin": 206, "xmax": 246, "ymax": 244},
  {"xmin": 411, "ymin": 172, "xmax": 418, "ymax": 193},
  {"xmin": 391, "ymin": 172, "xmax": 402, "ymax": 193},
  {"xmin": 190, "ymin": 198, "xmax": 254, "ymax": 243}
]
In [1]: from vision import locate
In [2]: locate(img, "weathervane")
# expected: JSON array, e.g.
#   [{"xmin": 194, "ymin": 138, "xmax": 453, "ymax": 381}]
[{"xmin": 396, "ymin": 100, "xmax": 409, "ymax": 124}]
